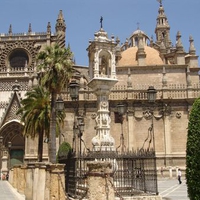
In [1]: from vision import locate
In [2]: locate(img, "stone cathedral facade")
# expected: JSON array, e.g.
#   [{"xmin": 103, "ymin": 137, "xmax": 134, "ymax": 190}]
[{"xmin": 0, "ymin": 3, "xmax": 199, "ymax": 173}]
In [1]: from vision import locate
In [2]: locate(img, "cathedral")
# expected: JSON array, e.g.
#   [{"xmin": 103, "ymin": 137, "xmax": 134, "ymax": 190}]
[{"xmin": 0, "ymin": 2, "xmax": 199, "ymax": 173}]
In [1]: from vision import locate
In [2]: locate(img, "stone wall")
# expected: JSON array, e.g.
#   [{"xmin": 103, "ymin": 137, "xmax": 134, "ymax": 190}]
[
  {"xmin": 9, "ymin": 163, "xmax": 66, "ymax": 200},
  {"xmin": 9, "ymin": 161, "xmax": 167, "ymax": 200}
]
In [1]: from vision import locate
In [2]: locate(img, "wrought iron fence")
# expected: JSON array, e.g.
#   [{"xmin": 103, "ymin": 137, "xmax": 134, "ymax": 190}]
[{"xmin": 59, "ymin": 149, "xmax": 158, "ymax": 199}]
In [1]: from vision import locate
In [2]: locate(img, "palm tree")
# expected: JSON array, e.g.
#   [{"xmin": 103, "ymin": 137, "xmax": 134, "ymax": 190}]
[
  {"xmin": 17, "ymin": 86, "xmax": 50, "ymax": 162},
  {"xmin": 17, "ymin": 86, "xmax": 66, "ymax": 162},
  {"xmin": 37, "ymin": 43, "xmax": 73, "ymax": 163}
]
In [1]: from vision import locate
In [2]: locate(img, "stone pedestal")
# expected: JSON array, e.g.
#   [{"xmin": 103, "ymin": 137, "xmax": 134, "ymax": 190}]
[
  {"xmin": 24, "ymin": 163, "xmax": 35, "ymax": 200},
  {"xmin": 47, "ymin": 164, "xmax": 66, "ymax": 200},
  {"xmin": 87, "ymin": 161, "xmax": 115, "ymax": 200}
]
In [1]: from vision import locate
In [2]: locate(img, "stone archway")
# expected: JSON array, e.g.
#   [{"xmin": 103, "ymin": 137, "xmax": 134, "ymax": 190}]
[{"xmin": 0, "ymin": 121, "xmax": 24, "ymax": 170}]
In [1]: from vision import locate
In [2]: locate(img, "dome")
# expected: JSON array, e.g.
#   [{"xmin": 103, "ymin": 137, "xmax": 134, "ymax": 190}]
[
  {"xmin": 130, "ymin": 29, "xmax": 149, "ymax": 41},
  {"xmin": 117, "ymin": 46, "xmax": 164, "ymax": 66},
  {"xmin": 128, "ymin": 29, "xmax": 150, "ymax": 48}
]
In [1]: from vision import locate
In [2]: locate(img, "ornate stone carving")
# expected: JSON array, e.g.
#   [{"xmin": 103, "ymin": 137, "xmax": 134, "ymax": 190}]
[
  {"xmin": 91, "ymin": 113, "xmax": 97, "ymax": 119},
  {"xmin": 143, "ymin": 110, "xmax": 153, "ymax": 120},
  {"xmin": 0, "ymin": 41, "xmax": 41, "ymax": 71},
  {"xmin": 0, "ymin": 80, "xmax": 29, "ymax": 91},
  {"xmin": 176, "ymin": 112, "xmax": 181, "ymax": 119}
]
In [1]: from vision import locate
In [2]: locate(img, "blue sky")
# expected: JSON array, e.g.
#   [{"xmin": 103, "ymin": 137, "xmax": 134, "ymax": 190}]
[{"xmin": 1, "ymin": 0, "xmax": 200, "ymax": 66}]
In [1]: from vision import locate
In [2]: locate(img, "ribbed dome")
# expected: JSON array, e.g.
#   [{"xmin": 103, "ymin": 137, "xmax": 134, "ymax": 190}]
[{"xmin": 117, "ymin": 46, "xmax": 164, "ymax": 66}]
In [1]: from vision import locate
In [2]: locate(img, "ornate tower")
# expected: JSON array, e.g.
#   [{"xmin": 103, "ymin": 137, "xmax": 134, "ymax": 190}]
[
  {"xmin": 155, "ymin": 2, "xmax": 172, "ymax": 49},
  {"xmin": 55, "ymin": 10, "xmax": 66, "ymax": 48},
  {"xmin": 87, "ymin": 22, "xmax": 118, "ymax": 151}
]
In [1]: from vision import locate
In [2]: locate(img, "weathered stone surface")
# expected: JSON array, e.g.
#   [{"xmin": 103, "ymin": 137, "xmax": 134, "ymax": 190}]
[
  {"xmin": 10, "ymin": 163, "xmax": 66, "ymax": 200},
  {"xmin": 87, "ymin": 161, "xmax": 115, "ymax": 200}
]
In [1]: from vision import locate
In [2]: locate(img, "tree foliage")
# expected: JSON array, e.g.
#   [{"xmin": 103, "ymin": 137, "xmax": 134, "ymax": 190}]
[
  {"xmin": 57, "ymin": 141, "xmax": 72, "ymax": 162},
  {"xmin": 17, "ymin": 86, "xmax": 66, "ymax": 162},
  {"xmin": 37, "ymin": 43, "xmax": 73, "ymax": 163},
  {"xmin": 186, "ymin": 98, "xmax": 200, "ymax": 199},
  {"xmin": 37, "ymin": 43, "xmax": 73, "ymax": 94},
  {"xmin": 17, "ymin": 86, "xmax": 50, "ymax": 162}
]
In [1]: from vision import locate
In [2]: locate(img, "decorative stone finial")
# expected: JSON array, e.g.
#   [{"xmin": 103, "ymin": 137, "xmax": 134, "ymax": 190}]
[
  {"xmin": 47, "ymin": 22, "xmax": 51, "ymax": 33},
  {"xmin": 28, "ymin": 23, "xmax": 32, "ymax": 33},
  {"xmin": 189, "ymin": 35, "xmax": 196, "ymax": 55},
  {"xmin": 176, "ymin": 31, "xmax": 184, "ymax": 52},
  {"xmin": 8, "ymin": 24, "xmax": 12, "ymax": 34}
]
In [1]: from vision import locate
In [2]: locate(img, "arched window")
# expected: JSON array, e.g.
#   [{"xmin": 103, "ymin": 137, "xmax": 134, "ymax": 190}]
[{"xmin": 9, "ymin": 49, "xmax": 29, "ymax": 68}]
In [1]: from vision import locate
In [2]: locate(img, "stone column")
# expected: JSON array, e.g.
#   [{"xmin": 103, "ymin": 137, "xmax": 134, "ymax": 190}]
[
  {"xmin": 18, "ymin": 165, "xmax": 26, "ymax": 194},
  {"xmin": 47, "ymin": 164, "xmax": 66, "ymax": 200},
  {"xmin": 87, "ymin": 161, "xmax": 115, "ymax": 200},
  {"xmin": 1, "ymin": 150, "xmax": 8, "ymax": 175},
  {"xmin": 24, "ymin": 163, "xmax": 35, "ymax": 200},
  {"xmin": 32, "ymin": 163, "xmax": 47, "ymax": 200}
]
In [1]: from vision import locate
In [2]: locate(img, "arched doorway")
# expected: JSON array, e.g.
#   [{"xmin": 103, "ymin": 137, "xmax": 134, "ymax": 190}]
[{"xmin": 0, "ymin": 121, "xmax": 24, "ymax": 169}]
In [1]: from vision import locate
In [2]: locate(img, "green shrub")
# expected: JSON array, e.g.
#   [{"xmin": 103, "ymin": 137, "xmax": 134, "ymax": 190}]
[
  {"xmin": 56, "ymin": 141, "xmax": 72, "ymax": 162},
  {"xmin": 186, "ymin": 98, "xmax": 200, "ymax": 199}
]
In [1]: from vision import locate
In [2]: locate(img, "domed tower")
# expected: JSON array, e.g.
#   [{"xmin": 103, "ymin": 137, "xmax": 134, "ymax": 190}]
[
  {"xmin": 87, "ymin": 19, "xmax": 118, "ymax": 151},
  {"xmin": 129, "ymin": 29, "xmax": 150, "ymax": 48},
  {"xmin": 155, "ymin": 1, "xmax": 172, "ymax": 49},
  {"xmin": 55, "ymin": 10, "xmax": 66, "ymax": 48}
]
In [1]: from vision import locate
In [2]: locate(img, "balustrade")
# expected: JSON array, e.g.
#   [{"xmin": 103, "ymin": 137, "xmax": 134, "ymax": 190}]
[{"xmin": 61, "ymin": 83, "xmax": 200, "ymax": 102}]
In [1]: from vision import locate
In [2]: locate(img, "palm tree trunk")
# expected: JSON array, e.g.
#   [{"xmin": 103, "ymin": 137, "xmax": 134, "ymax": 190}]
[
  {"xmin": 38, "ymin": 130, "xmax": 44, "ymax": 162},
  {"xmin": 49, "ymin": 92, "xmax": 57, "ymax": 163}
]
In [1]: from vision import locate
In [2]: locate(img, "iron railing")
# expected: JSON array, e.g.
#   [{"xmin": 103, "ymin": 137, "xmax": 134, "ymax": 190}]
[{"xmin": 59, "ymin": 149, "xmax": 158, "ymax": 199}]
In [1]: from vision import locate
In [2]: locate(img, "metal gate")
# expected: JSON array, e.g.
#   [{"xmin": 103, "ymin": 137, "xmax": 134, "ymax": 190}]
[{"xmin": 59, "ymin": 149, "xmax": 158, "ymax": 199}]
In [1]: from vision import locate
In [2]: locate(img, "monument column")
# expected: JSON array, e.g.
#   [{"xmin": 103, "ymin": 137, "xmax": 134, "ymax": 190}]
[{"xmin": 87, "ymin": 22, "xmax": 119, "ymax": 151}]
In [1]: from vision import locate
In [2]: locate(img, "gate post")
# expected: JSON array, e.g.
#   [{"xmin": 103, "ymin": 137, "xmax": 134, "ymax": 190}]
[{"xmin": 87, "ymin": 161, "xmax": 115, "ymax": 200}]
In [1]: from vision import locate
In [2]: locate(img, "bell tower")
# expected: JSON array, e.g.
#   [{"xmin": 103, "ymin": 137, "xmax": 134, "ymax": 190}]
[{"xmin": 155, "ymin": 1, "xmax": 172, "ymax": 49}]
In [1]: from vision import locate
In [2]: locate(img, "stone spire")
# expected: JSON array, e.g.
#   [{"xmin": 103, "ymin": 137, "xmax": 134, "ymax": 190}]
[
  {"xmin": 186, "ymin": 35, "xmax": 199, "ymax": 68},
  {"xmin": 155, "ymin": 2, "xmax": 171, "ymax": 49},
  {"xmin": 175, "ymin": 31, "xmax": 185, "ymax": 65},
  {"xmin": 28, "ymin": 23, "xmax": 32, "ymax": 33},
  {"xmin": 47, "ymin": 22, "xmax": 51, "ymax": 33},
  {"xmin": 189, "ymin": 35, "xmax": 196, "ymax": 55},
  {"xmin": 115, "ymin": 36, "xmax": 121, "ymax": 64},
  {"xmin": 56, "ymin": 10, "xmax": 66, "ymax": 32},
  {"xmin": 55, "ymin": 10, "xmax": 66, "ymax": 48},
  {"xmin": 176, "ymin": 31, "xmax": 184, "ymax": 52},
  {"xmin": 8, "ymin": 24, "xmax": 12, "ymax": 35}
]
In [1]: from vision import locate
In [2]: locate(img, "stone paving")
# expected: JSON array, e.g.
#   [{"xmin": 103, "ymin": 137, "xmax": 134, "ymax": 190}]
[
  {"xmin": 158, "ymin": 178, "xmax": 189, "ymax": 200},
  {"xmin": 0, "ymin": 178, "xmax": 190, "ymax": 200},
  {"xmin": 0, "ymin": 180, "xmax": 25, "ymax": 200}
]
